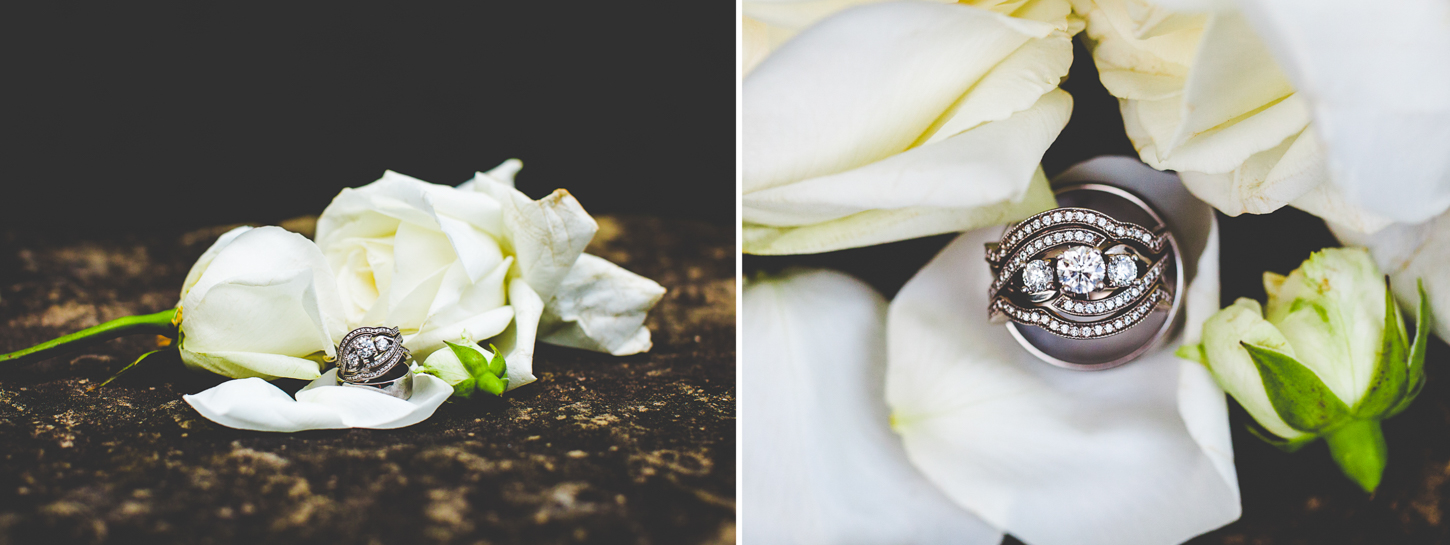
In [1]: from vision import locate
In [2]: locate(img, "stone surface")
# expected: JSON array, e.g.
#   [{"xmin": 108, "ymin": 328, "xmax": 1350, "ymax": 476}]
[{"xmin": 0, "ymin": 215, "xmax": 735, "ymax": 545}]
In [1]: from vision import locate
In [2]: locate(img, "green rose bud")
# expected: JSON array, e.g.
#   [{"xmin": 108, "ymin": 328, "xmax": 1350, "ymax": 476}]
[
  {"xmin": 1178, "ymin": 247, "xmax": 1432, "ymax": 493},
  {"xmin": 418, "ymin": 337, "xmax": 508, "ymax": 399}
]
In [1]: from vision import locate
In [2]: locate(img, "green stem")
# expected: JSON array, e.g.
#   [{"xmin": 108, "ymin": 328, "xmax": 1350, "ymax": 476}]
[
  {"xmin": 1325, "ymin": 419, "xmax": 1388, "ymax": 494},
  {"xmin": 0, "ymin": 308, "xmax": 179, "ymax": 365}
]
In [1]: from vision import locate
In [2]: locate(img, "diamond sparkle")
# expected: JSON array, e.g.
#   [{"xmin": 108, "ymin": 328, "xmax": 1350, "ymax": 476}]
[{"xmin": 1056, "ymin": 245, "xmax": 1105, "ymax": 296}]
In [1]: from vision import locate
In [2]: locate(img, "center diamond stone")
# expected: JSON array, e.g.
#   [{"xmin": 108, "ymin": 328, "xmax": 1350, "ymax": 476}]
[{"xmin": 1056, "ymin": 245, "xmax": 1104, "ymax": 295}]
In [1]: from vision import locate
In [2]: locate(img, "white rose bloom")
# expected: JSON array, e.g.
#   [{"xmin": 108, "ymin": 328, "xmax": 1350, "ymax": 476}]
[
  {"xmin": 742, "ymin": 0, "xmax": 1077, "ymax": 254},
  {"xmin": 177, "ymin": 225, "xmax": 347, "ymax": 381},
  {"xmin": 1070, "ymin": 0, "xmax": 1450, "ymax": 232},
  {"xmin": 316, "ymin": 159, "xmax": 665, "ymax": 391}
]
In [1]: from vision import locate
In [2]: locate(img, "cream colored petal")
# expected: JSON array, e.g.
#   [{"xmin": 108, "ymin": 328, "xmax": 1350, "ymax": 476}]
[
  {"xmin": 743, "ymin": 1, "xmax": 1056, "ymax": 193},
  {"xmin": 742, "ymin": 0, "xmax": 922, "ymax": 30},
  {"xmin": 1166, "ymin": 10, "xmax": 1299, "ymax": 166},
  {"xmin": 887, "ymin": 229, "xmax": 1238, "ymax": 545},
  {"xmin": 182, "ymin": 370, "xmax": 452, "ymax": 432},
  {"xmin": 918, "ymin": 30, "xmax": 1073, "ymax": 146},
  {"xmin": 182, "ymin": 227, "xmax": 345, "ymax": 345},
  {"xmin": 470, "ymin": 182, "xmax": 597, "ymax": 299},
  {"xmin": 743, "ymin": 167, "xmax": 1056, "ymax": 255},
  {"xmin": 424, "ymin": 257, "xmax": 512, "ymax": 330},
  {"xmin": 179, "ymin": 225, "xmax": 252, "ymax": 302},
  {"xmin": 742, "ymin": 16, "xmax": 771, "ymax": 76},
  {"xmin": 1331, "ymin": 212, "xmax": 1450, "ymax": 342},
  {"xmin": 743, "ymin": 268, "xmax": 1001, "ymax": 544},
  {"xmin": 1177, "ymin": 127, "xmax": 1321, "ymax": 215},
  {"xmin": 179, "ymin": 273, "xmax": 331, "ymax": 380},
  {"xmin": 497, "ymin": 279, "xmax": 544, "ymax": 391},
  {"xmin": 744, "ymin": 89, "xmax": 1070, "ymax": 228},
  {"xmin": 887, "ymin": 158, "xmax": 1238, "ymax": 544},
  {"xmin": 405, "ymin": 306, "xmax": 516, "ymax": 364},
  {"xmin": 1239, "ymin": 0, "xmax": 1450, "ymax": 224},
  {"xmin": 457, "ymin": 158, "xmax": 523, "ymax": 190},
  {"xmin": 539, "ymin": 254, "xmax": 666, "ymax": 356}
]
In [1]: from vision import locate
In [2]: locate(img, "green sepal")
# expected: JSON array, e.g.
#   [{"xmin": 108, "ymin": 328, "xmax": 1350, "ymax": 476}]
[
  {"xmin": 476, "ymin": 372, "xmax": 506, "ymax": 396},
  {"xmin": 451, "ymin": 377, "xmax": 477, "ymax": 399},
  {"xmin": 1324, "ymin": 418, "xmax": 1388, "ymax": 494},
  {"xmin": 1354, "ymin": 279, "xmax": 1410, "ymax": 418},
  {"xmin": 486, "ymin": 343, "xmax": 506, "ymax": 377},
  {"xmin": 1174, "ymin": 343, "xmax": 1207, "ymax": 366},
  {"xmin": 1243, "ymin": 342, "xmax": 1353, "ymax": 434},
  {"xmin": 444, "ymin": 340, "xmax": 490, "ymax": 379},
  {"xmin": 1388, "ymin": 279, "xmax": 1433, "ymax": 418},
  {"xmin": 1245, "ymin": 421, "xmax": 1316, "ymax": 453}
]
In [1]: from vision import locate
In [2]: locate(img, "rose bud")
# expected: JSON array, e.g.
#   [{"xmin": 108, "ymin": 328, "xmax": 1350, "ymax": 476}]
[{"xmin": 1178, "ymin": 247, "xmax": 1431, "ymax": 493}]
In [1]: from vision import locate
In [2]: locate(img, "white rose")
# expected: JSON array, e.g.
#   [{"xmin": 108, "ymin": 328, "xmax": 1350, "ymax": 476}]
[
  {"xmin": 315, "ymin": 159, "xmax": 665, "ymax": 391},
  {"xmin": 742, "ymin": 0, "xmax": 1076, "ymax": 254},
  {"xmin": 1070, "ymin": 0, "xmax": 1450, "ymax": 232},
  {"xmin": 177, "ymin": 225, "xmax": 347, "ymax": 380}
]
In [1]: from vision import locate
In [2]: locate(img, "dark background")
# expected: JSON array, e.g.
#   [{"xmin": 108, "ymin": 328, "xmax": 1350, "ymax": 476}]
[
  {"xmin": 745, "ymin": 38, "xmax": 1450, "ymax": 544},
  {"xmin": 2, "ymin": 3, "xmax": 735, "ymax": 232}
]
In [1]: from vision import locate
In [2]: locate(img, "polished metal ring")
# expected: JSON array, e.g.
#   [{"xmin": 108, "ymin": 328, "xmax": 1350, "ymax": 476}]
[
  {"xmin": 985, "ymin": 183, "xmax": 1183, "ymax": 370},
  {"xmin": 336, "ymin": 326, "xmax": 414, "ymax": 399}
]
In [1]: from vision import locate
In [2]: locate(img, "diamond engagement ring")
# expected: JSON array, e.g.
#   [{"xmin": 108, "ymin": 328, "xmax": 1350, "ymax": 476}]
[
  {"xmin": 985, "ymin": 183, "xmax": 1183, "ymax": 370},
  {"xmin": 336, "ymin": 326, "xmax": 413, "ymax": 399}
]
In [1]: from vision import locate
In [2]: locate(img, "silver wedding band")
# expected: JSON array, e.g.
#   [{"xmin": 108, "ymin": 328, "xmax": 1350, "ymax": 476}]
[
  {"xmin": 985, "ymin": 183, "xmax": 1183, "ymax": 370},
  {"xmin": 336, "ymin": 326, "xmax": 414, "ymax": 399}
]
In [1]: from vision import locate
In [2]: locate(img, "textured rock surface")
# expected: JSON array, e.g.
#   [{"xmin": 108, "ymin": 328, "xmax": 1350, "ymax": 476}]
[{"xmin": 0, "ymin": 215, "xmax": 735, "ymax": 545}]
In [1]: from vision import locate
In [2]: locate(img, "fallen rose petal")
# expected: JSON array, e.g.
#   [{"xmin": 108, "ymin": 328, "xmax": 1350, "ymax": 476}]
[
  {"xmin": 885, "ymin": 157, "xmax": 1239, "ymax": 545},
  {"xmin": 183, "ymin": 369, "xmax": 452, "ymax": 432},
  {"xmin": 744, "ymin": 268, "xmax": 1001, "ymax": 544}
]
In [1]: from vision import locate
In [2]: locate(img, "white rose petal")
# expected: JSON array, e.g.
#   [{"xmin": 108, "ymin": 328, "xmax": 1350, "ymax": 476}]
[
  {"xmin": 1332, "ymin": 212, "xmax": 1450, "ymax": 343},
  {"xmin": 178, "ymin": 226, "xmax": 346, "ymax": 381},
  {"xmin": 183, "ymin": 369, "xmax": 452, "ymax": 433},
  {"xmin": 743, "ymin": 268, "xmax": 1001, "ymax": 544},
  {"xmin": 742, "ymin": 1, "xmax": 1072, "ymax": 254},
  {"xmin": 539, "ymin": 254, "xmax": 666, "ymax": 356},
  {"xmin": 1237, "ymin": 0, "xmax": 1450, "ymax": 224},
  {"xmin": 886, "ymin": 158, "xmax": 1239, "ymax": 545}
]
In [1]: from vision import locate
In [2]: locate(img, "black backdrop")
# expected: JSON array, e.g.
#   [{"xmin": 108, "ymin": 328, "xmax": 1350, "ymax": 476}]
[{"xmin": 2, "ymin": 3, "xmax": 735, "ymax": 233}]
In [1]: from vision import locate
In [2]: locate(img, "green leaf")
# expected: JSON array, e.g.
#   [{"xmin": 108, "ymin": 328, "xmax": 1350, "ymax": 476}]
[
  {"xmin": 1323, "ymin": 418, "xmax": 1388, "ymax": 494},
  {"xmin": 1389, "ymin": 279, "xmax": 1433, "ymax": 417},
  {"xmin": 444, "ymin": 340, "xmax": 489, "ymax": 378},
  {"xmin": 476, "ymin": 372, "xmax": 506, "ymax": 396},
  {"xmin": 1245, "ymin": 421, "xmax": 1316, "ymax": 453},
  {"xmin": 1354, "ymin": 279, "xmax": 1410, "ymax": 418},
  {"xmin": 1242, "ymin": 342, "xmax": 1353, "ymax": 433},
  {"xmin": 486, "ymin": 344, "xmax": 506, "ymax": 377},
  {"xmin": 87, "ymin": 348, "xmax": 170, "ymax": 392}
]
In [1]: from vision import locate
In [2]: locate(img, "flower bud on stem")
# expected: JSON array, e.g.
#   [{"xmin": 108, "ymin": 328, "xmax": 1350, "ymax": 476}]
[{"xmin": 0, "ymin": 308, "xmax": 179, "ymax": 365}]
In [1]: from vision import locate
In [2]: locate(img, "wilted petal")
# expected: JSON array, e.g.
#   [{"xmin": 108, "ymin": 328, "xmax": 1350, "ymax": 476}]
[
  {"xmin": 743, "ymin": 268, "xmax": 1001, "ymax": 544},
  {"xmin": 539, "ymin": 254, "xmax": 666, "ymax": 356},
  {"xmin": 886, "ymin": 158, "xmax": 1238, "ymax": 545},
  {"xmin": 183, "ymin": 370, "xmax": 451, "ymax": 432},
  {"xmin": 744, "ymin": 2, "xmax": 1056, "ymax": 193},
  {"xmin": 1237, "ymin": 0, "xmax": 1450, "ymax": 224}
]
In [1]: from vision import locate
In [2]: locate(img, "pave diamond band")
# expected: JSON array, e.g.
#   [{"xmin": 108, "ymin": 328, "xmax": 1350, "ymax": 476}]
[
  {"xmin": 336, "ymin": 326, "xmax": 414, "ymax": 399},
  {"xmin": 985, "ymin": 206, "xmax": 1175, "ymax": 342}
]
